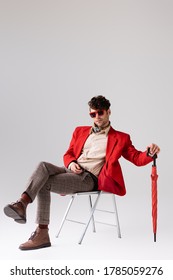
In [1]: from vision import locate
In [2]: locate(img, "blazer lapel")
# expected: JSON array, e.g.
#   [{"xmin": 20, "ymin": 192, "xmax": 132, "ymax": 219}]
[
  {"xmin": 76, "ymin": 127, "xmax": 91, "ymax": 158},
  {"xmin": 106, "ymin": 127, "xmax": 118, "ymax": 161}
]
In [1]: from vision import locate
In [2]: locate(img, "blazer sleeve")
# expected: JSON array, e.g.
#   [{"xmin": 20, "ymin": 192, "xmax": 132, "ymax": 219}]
[
  {"xmin": 122, "ymin": 134, "xmax": 153, "ymax": 166},
  {"xmin": 63, "ymin": 128, "xmax": 78, "ymax": 167}
]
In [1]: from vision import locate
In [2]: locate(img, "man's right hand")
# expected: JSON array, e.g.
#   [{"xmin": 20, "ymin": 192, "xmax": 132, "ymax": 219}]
[{"xmin": 70, "ymin": 162, "xmax": 83, "ymax": 174}]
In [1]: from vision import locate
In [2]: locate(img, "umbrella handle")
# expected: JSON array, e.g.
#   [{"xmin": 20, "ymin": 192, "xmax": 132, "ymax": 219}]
[{"xmin": 147, "ymin": 148, "xmax": 157, "ymax": 166}]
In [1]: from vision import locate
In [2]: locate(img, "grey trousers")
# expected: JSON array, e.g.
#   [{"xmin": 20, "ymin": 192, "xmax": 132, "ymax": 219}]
[{"xmin": 24, "ymin": 162, "xmax": 96, "ymax": 225}]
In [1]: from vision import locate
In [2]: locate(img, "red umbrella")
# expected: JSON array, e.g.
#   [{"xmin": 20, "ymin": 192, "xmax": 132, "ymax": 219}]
[{"xmin": 148, "ymin": 149, "xmax": 158, "ymax": 242}]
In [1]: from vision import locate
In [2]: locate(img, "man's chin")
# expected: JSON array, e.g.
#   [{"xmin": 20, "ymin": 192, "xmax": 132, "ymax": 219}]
[{"xmin": 95, "ymin": 121, "xmax": 102, "ymax": 127}]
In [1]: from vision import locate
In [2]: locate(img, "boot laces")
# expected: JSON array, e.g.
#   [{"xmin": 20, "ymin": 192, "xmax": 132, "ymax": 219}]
[
  {"xmin": 11, "ymin": 200, "xmax": 25, "ymax": 208},
  {"xmin": 29, "ymin": 231, "xmax": 37, "ymax": 240}
]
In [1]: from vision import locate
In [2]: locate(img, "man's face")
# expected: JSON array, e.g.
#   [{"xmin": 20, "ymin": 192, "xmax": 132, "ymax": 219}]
[{"xmin": 89, "ymin": 108, "xmax": 110, "ymax": 128}]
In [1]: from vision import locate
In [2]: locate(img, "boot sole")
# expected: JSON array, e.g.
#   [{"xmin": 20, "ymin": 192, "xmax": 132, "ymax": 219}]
[
  {"xmin": 19, "ymin": 242, "xmax": 51, "ymax": 250},
  {"xmin": 4, "ymin": 205, "xmax": 26, "ymax": 224}
]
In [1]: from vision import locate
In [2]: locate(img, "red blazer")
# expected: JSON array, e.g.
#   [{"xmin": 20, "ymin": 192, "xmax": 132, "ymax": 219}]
[{"xmin": 63, "ymin": 126, "xmax": 152, "ymax": 196}]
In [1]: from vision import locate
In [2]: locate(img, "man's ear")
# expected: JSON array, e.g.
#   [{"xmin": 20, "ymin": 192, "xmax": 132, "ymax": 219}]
[{"xmin": 108, "ymin": 109, "xmax": 111, "ymax": 115}]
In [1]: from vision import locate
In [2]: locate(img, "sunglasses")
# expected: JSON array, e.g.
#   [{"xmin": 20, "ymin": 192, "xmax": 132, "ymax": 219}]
[{"xmin": 89, "ymin": 110, "xmax": 105, "ymax": 118}]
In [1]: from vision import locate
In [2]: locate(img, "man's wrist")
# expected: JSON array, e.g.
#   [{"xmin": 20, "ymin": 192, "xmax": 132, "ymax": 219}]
[{"xmin": 68, "ymin": 161, "xmax": 77, "ymax": 170}]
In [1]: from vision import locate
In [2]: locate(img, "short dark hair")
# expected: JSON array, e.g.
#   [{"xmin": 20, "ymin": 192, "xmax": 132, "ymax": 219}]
[{"xmin": 88, "ymin": 95, "xmax": 111, "ymax": 110}]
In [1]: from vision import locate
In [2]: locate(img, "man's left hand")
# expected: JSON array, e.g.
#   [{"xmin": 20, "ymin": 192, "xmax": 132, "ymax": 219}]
[{"xmin": 147, "ymin": 143, "xmax": 160, "ymax": 156}]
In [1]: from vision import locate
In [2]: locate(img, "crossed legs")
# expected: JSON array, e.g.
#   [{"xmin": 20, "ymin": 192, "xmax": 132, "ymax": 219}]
[{"xmin": 4, "ymin": 161, "xmax": 95, "ymax": 250}]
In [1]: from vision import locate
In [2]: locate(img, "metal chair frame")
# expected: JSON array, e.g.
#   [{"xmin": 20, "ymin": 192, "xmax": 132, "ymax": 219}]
[{"xmin": 56, "ymin": 190, "xmax": 121, "ymax": 244}]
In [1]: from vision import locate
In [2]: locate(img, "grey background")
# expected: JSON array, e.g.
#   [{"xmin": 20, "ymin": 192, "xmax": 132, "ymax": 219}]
[{"xmin": 0, "ymin": 0, "xmax": 172, "ymax": 260}]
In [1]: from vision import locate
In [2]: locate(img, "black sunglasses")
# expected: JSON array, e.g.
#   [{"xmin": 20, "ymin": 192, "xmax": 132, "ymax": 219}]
[{"xmin": 89, "ymin": 110, "xmax": 105, "ymax": 118}]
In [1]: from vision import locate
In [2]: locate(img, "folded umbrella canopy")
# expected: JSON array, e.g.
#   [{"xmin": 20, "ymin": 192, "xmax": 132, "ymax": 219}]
[{"xmin": 148, "ymin": 149, "xmax": 158, "ymax": 242}]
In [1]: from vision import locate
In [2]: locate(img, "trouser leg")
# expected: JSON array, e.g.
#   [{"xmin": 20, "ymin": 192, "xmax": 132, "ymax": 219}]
[
  {"xmin": 24, "ymin": 161, "xmax": 66, "ymax": 202},
  {"xmin": 23, "ymin": 162, "xmax": 66, "ymax": 225},
  {"xmin": 24, "ymin": 161, "xmax": 95, "ymax": 225}
]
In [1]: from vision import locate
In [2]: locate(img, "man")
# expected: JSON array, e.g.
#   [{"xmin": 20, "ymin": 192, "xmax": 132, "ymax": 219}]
[{"xmin": 4, "ymin": 95, "xmax": 160, "ymax": 250}]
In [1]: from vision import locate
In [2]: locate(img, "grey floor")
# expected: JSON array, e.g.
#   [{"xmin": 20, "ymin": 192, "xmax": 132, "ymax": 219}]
[{"xmin": 0, "ymin": 192, "xmax": 172, "ymax": 261}]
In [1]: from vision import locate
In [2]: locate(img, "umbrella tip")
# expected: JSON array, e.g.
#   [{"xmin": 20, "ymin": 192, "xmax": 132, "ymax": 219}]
[{"xmin": 154, "ymin": 233, "xmax": 156, "ymax": 242}]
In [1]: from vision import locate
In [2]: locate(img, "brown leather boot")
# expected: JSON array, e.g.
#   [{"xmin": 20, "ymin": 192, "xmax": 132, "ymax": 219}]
[
  {"xmin": 19, "ymin": 227, "xmax": 51, "ymax": 250},
  {"xmin": 3, "ymin": 200, "xmax": 26, "ymax": 224}
]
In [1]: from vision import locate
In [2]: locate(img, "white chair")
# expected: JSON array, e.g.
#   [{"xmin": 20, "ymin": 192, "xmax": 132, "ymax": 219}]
[{"xmin": 56, "ymin": 190, "xmax": 121, "ymax": 244}]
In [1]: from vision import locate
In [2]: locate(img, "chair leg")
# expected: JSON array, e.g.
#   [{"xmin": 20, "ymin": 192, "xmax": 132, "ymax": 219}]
[
  {"xmin": 56, "ymin": 194, "xmax": 75, "ymax": 238},
  {"xmin": 112, "ymin": 194, "xmax": 121, "ymax": 238},
  {"xmin": 78, "ymin": 192, "xmax": 101, "ymax": 244},
  {"xmin": 88, "ymin": 195, "xmax": 96, "ymax": 233}
]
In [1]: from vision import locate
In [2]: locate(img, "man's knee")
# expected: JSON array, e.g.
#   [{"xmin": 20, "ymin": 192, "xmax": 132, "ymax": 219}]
[{"xmin": 37, "ymin": 161, "xmax": 48, "ymax": 169}]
